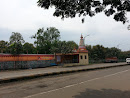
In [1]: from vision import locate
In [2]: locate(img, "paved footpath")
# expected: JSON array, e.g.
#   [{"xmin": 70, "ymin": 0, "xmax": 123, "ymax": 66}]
[{"xmin": 0, "ymin": 62, "xmax": 128, "ymax": 83}]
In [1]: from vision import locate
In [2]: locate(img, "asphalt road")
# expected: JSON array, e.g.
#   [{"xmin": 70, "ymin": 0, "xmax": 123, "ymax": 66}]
[{"xmin": 0, "ymin": 64, "xmax": 130, "ymax": 98}]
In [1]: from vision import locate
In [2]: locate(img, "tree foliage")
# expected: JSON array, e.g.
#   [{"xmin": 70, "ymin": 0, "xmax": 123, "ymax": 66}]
[
  {"xmin": 120, "ymin": 50, "xmax": 130, "ymax": 59},
  {"xmin": 9, "ymin": 42, "xmax": 23, "ymax": 54},
  {"xmin": 37, "ymin": 0, "xmax": 130, "ymax": 24},
  {"xmin": 50, "ymin": 41, "xmax": 78, "ymax": 54},
  {"xmin": 9, "ymin": 32, "xmax": 25, "ymax": 44},
  {"xmin": 86, "ymin": 44, "xmax": 121, "ymax": 61},
  {"xmin": 9, "ymin": 32, "xmax": 25, "ymax": 54},
  {"xmin": 32, "ymin": 27, "xmax": 60, "ymax": 54},
  {"xmin": 105, "ymin": 47, "xmax": 121, "ymax": 58},
  {"xmin": 32, "ymin": 27, "xmax": 78, "ymax": 54},
  {"xmin": 0, "ymin": 40, "xmax": 8, "ymax": 53},
  {"xmin": 23, "ymin": 42, "xmax": 36, "ymax": 54}
]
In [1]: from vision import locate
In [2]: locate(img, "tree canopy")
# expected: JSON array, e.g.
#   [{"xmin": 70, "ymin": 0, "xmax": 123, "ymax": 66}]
[
  {"xmin": 86, "ymin": 44, "xmax": 121, "ymax": 61},
  {"xmin": 9, "ymin": 32, "xmax": 25, "ymax": 44},
  {"xmin": 23, "ymin": 42, "xmax": 36, "ymax": 54},
  {"xmin": 9, "ymin": 42, "xmax": 23, "ymax": 55},
  {"xmin": 32, "ymin": 27, "xmax": 78, "ymax": 54},
  {"xmin": 50, "ymin": 41, "xmax": 78, "ymax": 54},
  {"xmin": 9, "ymin": 32, "xmax": 25, "ymax": 54},
  {"xmin": 37, "ymin": 0, "xmax": 130, "ymax": 24},
  {"xmin": 32, "ymin": 27, "xmax": 60, "ymax": 54},
  {"xmin": 0, "ymin": 40, "xmax": 8, "ymax": 53}
]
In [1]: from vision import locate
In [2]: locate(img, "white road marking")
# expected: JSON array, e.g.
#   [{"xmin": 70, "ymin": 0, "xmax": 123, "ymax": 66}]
[{"xmin": 24, "ymin": 69, "xmax": 129, "ymax": 98}]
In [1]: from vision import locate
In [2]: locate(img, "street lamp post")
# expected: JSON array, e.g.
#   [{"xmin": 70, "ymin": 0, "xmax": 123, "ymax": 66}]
[{"xmin": 84, "ymin": 35, "xmax": 90, "ymax": 44}]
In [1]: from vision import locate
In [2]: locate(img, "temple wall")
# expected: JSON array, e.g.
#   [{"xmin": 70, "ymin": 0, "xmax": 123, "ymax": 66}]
[{"xmin": 79, "ymin": 53, "xmax": 89, "ymax": 65}]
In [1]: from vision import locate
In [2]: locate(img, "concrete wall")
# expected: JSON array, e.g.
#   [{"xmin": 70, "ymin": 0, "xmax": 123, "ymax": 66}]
[
  {"xmin": 0, "ymin": 60, "xmax": 55, "ymax": 70},
  {"xmin": 79, "ymin": 53, "xmax": 89, "ymax": 65}
]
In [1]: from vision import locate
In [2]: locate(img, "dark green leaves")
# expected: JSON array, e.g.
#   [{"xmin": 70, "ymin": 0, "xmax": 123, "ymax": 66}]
[
  {"xmin": 9, "ymin": 32, "xmax": 25, "ymax": 54},
  {"xmin": 9, "ymin": 32, "xmax": 25, "ymax": 44},
  {"xmin": 32, "ymin": 27, "xmax": 60, "ymax": 54},
  {"xmin": 9, "ymin": 42, "xmax": 23, "ymax": 55},
  {"xmin": 114, "ymin": 11, "xmax": 127, "ymax": 24},
  {"xmin": 0, "ymin": 40, "xmax": 8, "ymax": 53},
  {"xmin": 37, "ymin": 0, "xmax": 130, "ymax": 24}
]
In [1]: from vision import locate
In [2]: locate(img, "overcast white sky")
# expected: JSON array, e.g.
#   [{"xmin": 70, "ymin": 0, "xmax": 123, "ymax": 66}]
[{"xmin": 0, "ymin": 0, "xmax": 130, "ymax": 51}]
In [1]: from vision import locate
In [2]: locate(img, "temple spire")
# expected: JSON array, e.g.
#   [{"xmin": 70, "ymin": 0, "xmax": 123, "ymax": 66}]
[
  {"xmin": 80, "ymin": 34, "xmax": 83, "ymax": 39},
  {"xmin": 79, "ymin": 34, "xmax": 85, "ymax": 47},
  {"xmin": 73, "ymin": 34, "xmax": 88, "ymax": 53},
  {"xmin": 78, "ymin": 34, "xmax": 88, "ymax": 52}
]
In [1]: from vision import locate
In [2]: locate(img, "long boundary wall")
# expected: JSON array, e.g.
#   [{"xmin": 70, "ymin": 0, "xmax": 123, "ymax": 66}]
[{"xmin": 0, "ymin": 54, "xmax": 55, "ymax": 70}]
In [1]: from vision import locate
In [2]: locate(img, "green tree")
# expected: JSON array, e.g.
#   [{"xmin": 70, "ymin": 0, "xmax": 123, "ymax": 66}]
[
  {"xmin": 0, "ymin": 40, "xmax": 8, "ymax": 53},
  {"xmin": 51, "ymin": 41, "xmax": 78, "ymax": 54},
  {"xmin": 67, "ymin": 41, "xmax": 78, "ymax": 49},
  {"xmin": 121, "ymin": 50, "xmax": 130, "ymax": 58},
  {"xmin": 23, "ymin": 42, "xmax": 36, "ymax": 54},
  {"xmin": 118, "ymin": 51, "xmax": 128, "ymax": 60},
  {"xmin": 86, "ymin": 45, "xmax": 92, "ymax": 59},
  {"xmin": 65, "ymin": 41, "xmax": 78, "ymax": 53},
  {"xmin": 32, "ymin": 27, "xmax": 60, "ymax": 54},
  {"xmin": 10, "ymin": 32, "xmax": 25, "ymax": 44},
  {"xmin": 9, "ymin": 42, "xmax": 23, "ymax": 54},
  {"xmin": 37, "ymin": 0, "xmax": 130, "ymax": 24},
  {"xmin": 9, "ymin": 32, "xmax": 25, "ymax": 54},
  {"xmin": 91, "ymin": 45, "xmax": 106, "ymax": 60},
  {"xmin": 105, "ymin": 47, "xmax": 121, "ymax": 58},
  {"xmin": 86, "ymin": 45, "xmax": 122, "ymax": 63}
]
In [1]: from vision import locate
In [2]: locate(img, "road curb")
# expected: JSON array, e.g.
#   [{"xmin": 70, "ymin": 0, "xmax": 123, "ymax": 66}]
[{"xmin": 0, "ymin": 64, "xmax": 128, "ymax": 84}]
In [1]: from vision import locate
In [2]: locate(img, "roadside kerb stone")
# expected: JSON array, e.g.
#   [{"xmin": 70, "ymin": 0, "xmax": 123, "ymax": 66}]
[{"xmin": 0, "ymin": 63, "xmax": 128, "ymax": 84}]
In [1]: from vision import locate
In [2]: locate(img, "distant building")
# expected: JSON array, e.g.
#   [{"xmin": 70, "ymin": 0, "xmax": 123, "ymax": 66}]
[{"xmin": 56, "ymin": 34, "xmax": 89, "ymax": 66}]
